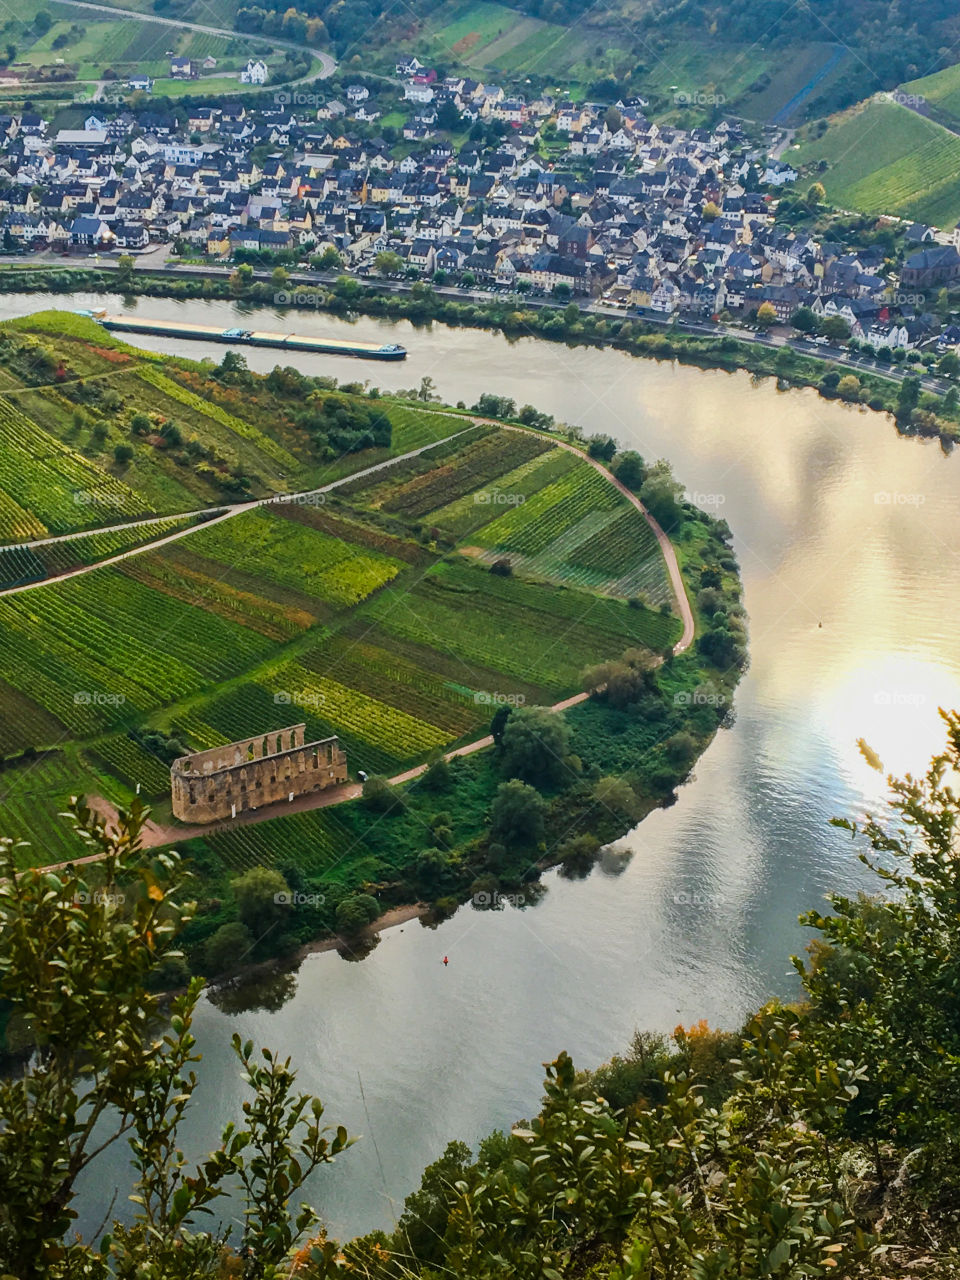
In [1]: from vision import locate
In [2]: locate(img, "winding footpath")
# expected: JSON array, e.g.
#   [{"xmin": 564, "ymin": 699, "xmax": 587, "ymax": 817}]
[{"xmin": 29, "ymin": 415, "xmax": 696, "ymax": 865}]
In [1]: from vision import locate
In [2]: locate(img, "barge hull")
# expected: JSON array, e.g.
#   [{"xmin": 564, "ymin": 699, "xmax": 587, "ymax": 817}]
[{"xmin": 96, "ymin": 315, "xmax": 407, "ymax": 360}]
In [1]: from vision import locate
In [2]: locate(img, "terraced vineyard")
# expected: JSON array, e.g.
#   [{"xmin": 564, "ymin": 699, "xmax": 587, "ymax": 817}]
[
  {"xmin": 152, "ymin": 508, "xmax": 405, "ymax": 606},
  {"xmin": 0, "ymin": 397, "xmax": 150, "ymax": 542},
  {"xmin": 793, "ymin": 98, "xmax": 960, "ymax": 226},
  {"xmin": 89, "ymin": 734, "xmax": 173, "ymax": 800},
  {"xmin": 0, "ymin": 328, "xmax": 684, "ymax": 868},
  {"xmin": 0, "ymin": 515, "xmax": 202, "ymax": 590}
]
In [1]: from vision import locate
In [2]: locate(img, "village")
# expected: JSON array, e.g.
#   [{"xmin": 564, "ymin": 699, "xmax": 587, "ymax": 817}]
[{"xmin": 1, "ymin": 50, "xmax": 959, "ymax": 355}]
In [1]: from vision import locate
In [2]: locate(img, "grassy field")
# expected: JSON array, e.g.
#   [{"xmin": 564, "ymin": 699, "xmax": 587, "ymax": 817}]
[{"xmin": 792, "ymin": 98, "xmax": 960, "ymax": 227}]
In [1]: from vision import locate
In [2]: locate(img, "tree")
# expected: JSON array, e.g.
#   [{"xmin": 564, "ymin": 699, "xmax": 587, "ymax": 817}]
[
  {"xmin": 231, "ymin": 865, "xmax": 290, "ymax": 942},
  {"xmin": 806, "ymin": 181, "xmax": 826, "ymax": 205},
  {"xmin": 335, "ymin": 893, "xmax": 380, "ymax": 934},
  {"xmin": 583, "ymin": 647, "xmax": 656, "ymax": 709},
  {"xmin": 362, "ymin": 774, "xmax": 401, "ymax": 812},
  {"xmin": 113, "ymin": 442, "xmax": 134, "ymax": 464},
  {"xmin": 33, "ymin": 10, "xmax": 51, "ymax": 33},
  {"xmin": 790, "ymin": 306, "xmax": 817, "ymax": 333},
  {"xmin": 592, "ymin": 775, "xmax": 637, "ymax": 819},
  {"xmin": 702, "ymin": 200, "xmax": 720, "ymax": 221},
  {"xmin": 417, "ymin": 374, "xmax": 437, "ymax": 401},
  {"xmin": 587, "ymin": 434, "xmax": 616, "ymax": 462},
  {"xmin": 553, "ymin": 282, "xmax": 572, "ymax": 299},
  {"xmin": 130, "ymin": 411, "xmax": 151, "ymax": 435},
  {"xmin": 272, "ymin": 264, "xmax": 290, "ymax": 288},
  {"xmin": 314, "ymin": 245, "xmax": 343, "ymax": 270},
  {"xmin": 228, "ymin": 262, "xmax": 254, "ymax": 294},
  {"xmin": 822, "ymin": 314, "xmax": 851, "ymax": 341},
  {"xmin": 472, "ymin": 393, "xmax": 516, "ymax": 420},
  {"xmin": 939, "ymin": 350, "xmax": 960, "ymax": 378},
  {"xmin": 437, "ymin": 97, "xmax": 461, "ymax": 131},
  {"xmin": 489, "ymin": 778, "xmax": 546, "ymax": 846},
  {"xmin": 614, "ymin": 450, "xmax": 645, "ymax": 489},
  {"xmin": 500, "ymin": 705, "xmax": 571, "ymax": 786},
  {"xmin": 798, "ymin": 713, "xmax": 960, "ymax": 1201},
  {"xmin": 375, "ymin": 250, "xmax": 402, "ymax": 275},
  {"xmin": 0, "ymin": 801, "xmax": 352, "ymax": 1277},
  {"xmin": 639, "ymin": 460, "xmax": 684, "ymax": 530},
  {"xmin": 205, "ymin": 920, "xmax": 254, "ymax": 973},
  {"xmin": 896, "ymin": 373, "xmax": 921, "ymax": 422},
  {"xmin": 117, "ymin": 253, "xmax": 135, "ymax": 276},
  {"xmin": 836, "ymin": 373, "xmax": 861, "ymax": 400},
  {"xmin": 755, "ymin": 301, "xmax": 777, "ymax": 328},
  {"xmin": 603, "ymin": 105, "xmax": 622, "ymax": 133}
]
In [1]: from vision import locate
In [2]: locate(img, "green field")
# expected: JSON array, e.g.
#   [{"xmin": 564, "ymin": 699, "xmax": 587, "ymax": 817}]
[{"xmin": 792, "ymin": 98, "xmax": 960, "ymax": 227}]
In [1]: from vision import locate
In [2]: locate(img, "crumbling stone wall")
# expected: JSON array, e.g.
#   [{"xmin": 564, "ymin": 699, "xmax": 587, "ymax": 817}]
[{"xmin": 171, "ymin": 723, "xmax": 347, "ymax": 822}]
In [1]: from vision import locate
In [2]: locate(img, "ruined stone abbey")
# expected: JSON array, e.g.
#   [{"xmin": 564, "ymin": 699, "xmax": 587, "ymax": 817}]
[{"xmin": 170, "ymin": 724, "xmax": 348, "ymax": 823}]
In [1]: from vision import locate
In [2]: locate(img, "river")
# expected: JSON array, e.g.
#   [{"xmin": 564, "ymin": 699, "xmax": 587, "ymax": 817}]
[{"xmin": 6, "ymin": 292, "xmax": 960, "ymax": 1242}]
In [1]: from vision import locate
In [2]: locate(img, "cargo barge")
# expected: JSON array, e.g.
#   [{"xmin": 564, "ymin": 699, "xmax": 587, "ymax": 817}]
[{"xmin": 78, "ymin": 312, "xmax": 407, "ymax": 360}]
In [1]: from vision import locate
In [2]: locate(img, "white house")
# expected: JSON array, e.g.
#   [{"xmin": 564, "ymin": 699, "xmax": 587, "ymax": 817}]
[
  {"xmin": 761, "ymin": 161, "xmax": 798, "ymax": 187},
  {"xmin": 240, "ymin": 60, "xmax": 269, "ymax": 85},
  {"xmin": 404, "ymin": 82, "xmax": 435, "ymax": 104}
]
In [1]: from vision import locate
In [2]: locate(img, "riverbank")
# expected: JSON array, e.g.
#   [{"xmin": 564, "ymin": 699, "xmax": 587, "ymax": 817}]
[{"xmin": 2, "ymin": 264, "xmax": 958, "ymax": 446}]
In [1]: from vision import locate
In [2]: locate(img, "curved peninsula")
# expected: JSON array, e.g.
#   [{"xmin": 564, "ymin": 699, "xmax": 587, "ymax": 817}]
[{"xmin": 0, "ymin": 310, "xmax": 745, "ymax": 988}]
